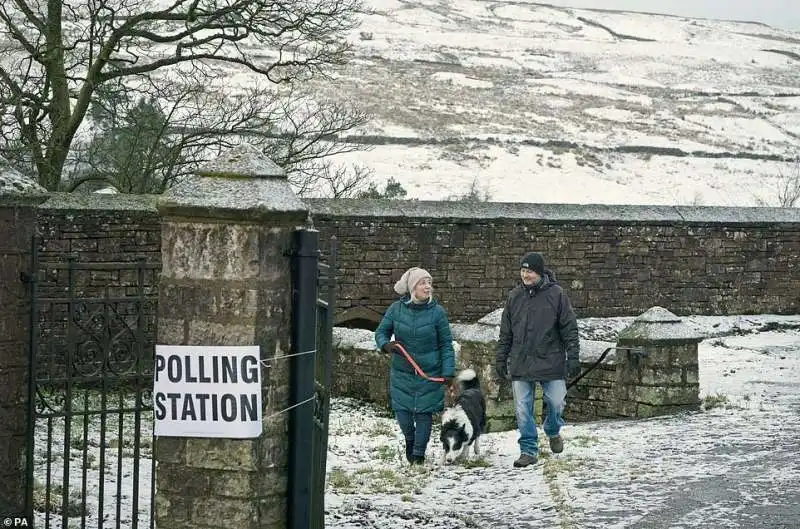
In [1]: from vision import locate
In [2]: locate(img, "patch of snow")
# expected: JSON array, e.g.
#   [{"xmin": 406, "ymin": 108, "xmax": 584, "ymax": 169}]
[
  {"xmin": 583, "ymin": 106, "xmax": 642, "ymax": 122},
  {"xmin": 769, "ymin": 112, "xmax": 800, "ymax": 135},
  {"xmin": 459, "ymin": 55, "xmax": 522, "ymax": 70},
  {"xmin": 525, "ymin": 78, "xmax": 654, "ymax": 107},
  {"xmin": 450, "ymin": 322, "xmax": 499, "ymax": 343},
  {"xmin": 329, "ymin": 144, "xmax": 793, "ymax": 206},
  {"xmin": 683, "ymin": 114, "xmax": 796, "ymax": 144},
  {"xmin": 430, "ymin": 71, "xmax": 494, "ymax": 89},
  {"xmin": 0, "ymin": 156, "xmax": 45, "ymax": 195},
  {"xmin": 334, "ymin": 327, "xmax": 378, "ymax": 350},
  {"xmin": 476, "ymin": 308, "xmax": 504, "ymax": 326}
]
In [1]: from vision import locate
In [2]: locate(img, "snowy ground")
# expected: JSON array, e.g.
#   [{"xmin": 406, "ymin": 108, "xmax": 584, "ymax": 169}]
[
  {"xmin": 325, "ymin": 314, "xmax": 800, "ymax": 528},
  {"xmin": 27, "ymin": 314, "xmax": 800, "ymax": 528},
  {"xmin": 29, "ymin": 393, "xmax": 153, "ymax": 529}
]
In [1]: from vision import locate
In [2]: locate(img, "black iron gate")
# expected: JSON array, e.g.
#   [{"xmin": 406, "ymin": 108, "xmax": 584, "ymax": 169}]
[
  {"xmin": 289, "ymin": 229, "xmax": 337, "ymax": 529},
  {"xmin": 25, "ymin": 237, "xmax": 158, "ymax": 529}
]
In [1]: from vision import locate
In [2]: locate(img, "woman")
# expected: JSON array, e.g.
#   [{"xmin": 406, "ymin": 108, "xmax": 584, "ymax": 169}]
[{"xmin": 375, "ymin": 267, "xmax": 456, "ymax": 465}]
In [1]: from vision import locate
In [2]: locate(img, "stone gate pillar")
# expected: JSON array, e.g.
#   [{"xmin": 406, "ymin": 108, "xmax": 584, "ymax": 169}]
[
  {"xmin": 0, "ymin": 159, "xmax": 46, "ymax": 518},
  {"xmin": 155, "ymin": 146, "xmax": 308, "ymax": 529},
  {"xmin": 614, "ymin": 306, "xmax": 704, "ymax": 418}
]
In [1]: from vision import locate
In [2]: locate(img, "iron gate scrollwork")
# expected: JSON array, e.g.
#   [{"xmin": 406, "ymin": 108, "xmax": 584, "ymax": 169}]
[
  {"xmin": 289, "ymin": 229, "xmax": 337, "ymax": 529},
  {"xmin": 25, "ymin": 236, "xmax": 157, "ymax": 529}
]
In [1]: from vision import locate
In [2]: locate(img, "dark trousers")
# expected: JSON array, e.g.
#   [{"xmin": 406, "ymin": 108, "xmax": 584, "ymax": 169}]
[{"xmin": 395, "ymin": 410, "xmax": 433, "ymax": 459}]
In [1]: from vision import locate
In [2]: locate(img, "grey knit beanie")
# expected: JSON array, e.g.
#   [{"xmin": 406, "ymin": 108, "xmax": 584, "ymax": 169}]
[{"xmin": 394, "ymin": 267, "xmax": 432, "ymax": 295}]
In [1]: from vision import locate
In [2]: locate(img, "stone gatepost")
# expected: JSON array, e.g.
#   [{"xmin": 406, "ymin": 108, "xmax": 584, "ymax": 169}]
[
  {"xmin": 0, "ymin": 159, "xmax": 46, "ymax": 518},
  {"xmin": 614, "ymin": 306, "xmax": 704, "ymax": 418},
  {"xmin": 155, "ymin": 146, "xmax": 308, "ymax": 529}
]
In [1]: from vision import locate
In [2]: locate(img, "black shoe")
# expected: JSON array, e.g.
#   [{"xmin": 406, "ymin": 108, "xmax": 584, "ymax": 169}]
[
  {"xmin": 513, "ymin": 453, "xmax": 538, "ymax": 468},
  {"xmin": 549, "ymin": 435, "xmax": 564, "ymax": 454},
  {"xmin": 410, "ymin": 455, "xmax": 425, "ymax": 465}
]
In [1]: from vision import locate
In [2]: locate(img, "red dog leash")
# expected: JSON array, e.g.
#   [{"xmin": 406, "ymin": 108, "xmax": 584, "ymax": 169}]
[{"xmin": 392, "ymin": 343, "xmax": 446, "ymax": 383}]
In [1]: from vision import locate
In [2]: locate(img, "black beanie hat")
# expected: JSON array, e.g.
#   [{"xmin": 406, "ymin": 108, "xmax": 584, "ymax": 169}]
[{"xmin": 520, "ymin": 252, "xmax": 545, "ymax": 275}]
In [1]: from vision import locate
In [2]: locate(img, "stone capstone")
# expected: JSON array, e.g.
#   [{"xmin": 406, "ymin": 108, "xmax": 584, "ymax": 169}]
[
  {"xmin": 159, "ymin": 145, "xmax": 307, "ymax": 220},
  {"xmin": 617, "ymin": 307, "xmax": 705, "ymax": 345}
]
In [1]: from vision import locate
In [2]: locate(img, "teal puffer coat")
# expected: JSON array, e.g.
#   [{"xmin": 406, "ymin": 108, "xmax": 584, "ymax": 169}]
[{"xmin": 374, "ymin": 297, "xmax": 456, "ymax": 414}]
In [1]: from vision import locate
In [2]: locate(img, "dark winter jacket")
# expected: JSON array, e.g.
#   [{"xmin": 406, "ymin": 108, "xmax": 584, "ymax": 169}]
[
  {"xmin": 375, "ymin": 297, "xmax": 456, "ymax": 413},
  {"xmin": 495, "ymin": 270, "xmax": 580, "ymax": 381}
]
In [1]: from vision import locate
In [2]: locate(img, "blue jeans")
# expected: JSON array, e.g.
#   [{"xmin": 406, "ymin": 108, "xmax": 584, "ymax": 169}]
[
  {"xmin": 395, "ymin": 410, "xmax": 433, "ymax": 458},
  {"xmin": 512, "ymin": 380, "xmax": 567, "ymax": 456}
]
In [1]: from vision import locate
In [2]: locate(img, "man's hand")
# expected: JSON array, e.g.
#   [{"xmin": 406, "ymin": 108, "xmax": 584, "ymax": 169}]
[
  {"xmin": 495, "ymin": 362, "xmax": 508, "ymax": 381},
  {"xmin": 567, "ymin": 358, "xmax": 581, "ymax": 379}
]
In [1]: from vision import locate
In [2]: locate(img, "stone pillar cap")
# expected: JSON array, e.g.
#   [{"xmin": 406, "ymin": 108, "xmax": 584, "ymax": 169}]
[
  {"xmin": 196, "ymin": 144, "xmax": 286, "ymax": 179},
  {"xmin": 617, "ymin": 306, "xmax": 705, "ymax": 345},
  {"xmin": 0, "ymin": 156, "xmax": 47, "ymax": 204},
  {"xmin": 158, "ymin": 145, "xmax": 308, "ymax": 221}
]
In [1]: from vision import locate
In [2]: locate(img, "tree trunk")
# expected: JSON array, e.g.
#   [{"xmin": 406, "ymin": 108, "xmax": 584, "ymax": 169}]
[
  {"xmin": 37, "ymin": 147, "xmax": 68, "ymax": 191},
  {"xmin": 40, "ymin": 0, "xmax": 70, "ymax": 191}
]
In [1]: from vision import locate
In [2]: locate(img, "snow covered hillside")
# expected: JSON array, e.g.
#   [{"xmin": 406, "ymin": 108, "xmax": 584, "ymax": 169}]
[{"xmin": 308, "ymin": 0, "xmax": 800, "ymax": 206}]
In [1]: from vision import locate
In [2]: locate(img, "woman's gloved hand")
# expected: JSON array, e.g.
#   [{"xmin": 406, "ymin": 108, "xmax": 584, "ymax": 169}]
[{"xmin": 381, "ymin": 341, "xmax": 403, "ymax": 355}]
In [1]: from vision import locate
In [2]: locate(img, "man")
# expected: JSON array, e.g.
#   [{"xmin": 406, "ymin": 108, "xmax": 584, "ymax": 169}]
[{"xmin": 495, "ymin": 252, "xmax": 581, "ymax": 468}]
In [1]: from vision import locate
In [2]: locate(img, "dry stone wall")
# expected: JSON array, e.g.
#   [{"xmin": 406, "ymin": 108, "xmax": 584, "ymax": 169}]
[
  {"xmin": 32, "ymin": 198, "xmax": 800, "ymax": 326},
  {"xmin": 306, "ymin": 200, "xmax": 800, "ymax": 323}
]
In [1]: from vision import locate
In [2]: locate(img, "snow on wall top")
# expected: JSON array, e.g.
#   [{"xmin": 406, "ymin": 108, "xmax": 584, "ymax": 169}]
[{"xmin": 0, "ymin": 156, "xmax": 46, "ymax": 196}]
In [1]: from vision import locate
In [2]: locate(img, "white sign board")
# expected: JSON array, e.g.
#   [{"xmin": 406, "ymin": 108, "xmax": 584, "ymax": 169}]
[{"xmin": 154, "ymin": 345, "xmax": 263, "ymax": 438}]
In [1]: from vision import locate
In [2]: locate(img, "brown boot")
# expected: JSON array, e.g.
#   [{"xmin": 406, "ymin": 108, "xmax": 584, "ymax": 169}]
[
  {"xmin": 513, "ymin": 453, "xmax": 538, "ymax": 468},
  {"xmin": 549, "ymin": 435, "xmax": 564, "ymax": 454}
]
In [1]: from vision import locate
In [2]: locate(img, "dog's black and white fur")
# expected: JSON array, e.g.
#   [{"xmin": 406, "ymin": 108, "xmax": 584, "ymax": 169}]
[{"xmin": 440, "ymin": 368, "xmax": 487, "ymax": 464}]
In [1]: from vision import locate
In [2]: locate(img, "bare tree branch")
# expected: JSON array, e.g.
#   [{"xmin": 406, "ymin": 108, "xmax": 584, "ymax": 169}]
[
  {"xmin": 777, "ymin": 158, "xmax": 800, "ymax": 208},
  {"xmin": 0, "ymin": 0, "xmax": 366, "ymax": 190}
]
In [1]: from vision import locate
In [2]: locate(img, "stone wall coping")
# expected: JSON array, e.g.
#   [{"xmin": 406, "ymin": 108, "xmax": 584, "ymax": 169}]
[
  {"xmin": 39, "ymin": 192, "xmax": 159, "ymax": 212},
  {"xmin": 333, "ymin": 326, "xmax": 613, "ymax": 364},
  {"xmin": 158, "ymin": 176, "xmax": 308, "ymax": 221},
  {"xmin": 306, "ymin": 198, "xmax": 800, "ymax": 225},
  {"xmin": 23, "ymin": 195, "xmax": 800, "ymax": 225},
  {"xmin": 617, "ymin": 307, "xmax": 705, "ymax": 344},
  {"xmin": 0, "ymin": 156, "xmax": 47, "ymax": 203},
  {"xmin": 0, "ymin": 156, "xmax": 47, "ymax": 196},
  {"xmin": 0, "ymin": 194, "xmax": 49, "ymax": 207},
  {"xmin": 581, "ymin": 340, "xmax": 619, "ymax": 364}
]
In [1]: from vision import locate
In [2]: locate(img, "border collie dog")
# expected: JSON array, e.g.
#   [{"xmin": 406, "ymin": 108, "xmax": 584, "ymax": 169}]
[{"xmin": 440, "ymin": 368, "xmax": 487, "ymax": 464}]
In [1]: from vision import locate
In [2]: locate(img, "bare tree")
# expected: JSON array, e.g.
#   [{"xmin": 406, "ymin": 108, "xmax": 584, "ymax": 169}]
[
  {"xmin": 258, "ymin": 92, "xmax": 371, "ymax": 196},
  {"xmin": 0, "ymin": 0, "xmax": 364, "ymax": 191},
  {"xmin": 63, "ymin": 75, "xmax": 370, "ymax": 194},
  {"xmin": 446, "ymin": 177, "xmax": 492, "ymax": 202},
  {"xmin": 754, "ymin": 157, "xmax": 800, "ymax": 208},
  {"xmin": 776, "ymin": 158, "xmax": 800, "ymax": 208}
]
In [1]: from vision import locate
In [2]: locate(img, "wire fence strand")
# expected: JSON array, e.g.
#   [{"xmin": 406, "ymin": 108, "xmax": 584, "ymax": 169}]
[
  {"xmin": 264, "ymin": 395, "xmax": 316, "ymax": 422},
  {"xmin": 260, "ymin": 349, "xmax": 317, "ymax": 367},
  {"xmin": 258, "ymin": 348, "xmax": 319, "ymax": 420}
]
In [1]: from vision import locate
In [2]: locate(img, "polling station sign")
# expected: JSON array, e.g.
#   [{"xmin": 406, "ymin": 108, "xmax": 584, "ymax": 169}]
[{"xmin": 154, "ymin": 345, "xmax": 262, "ymax": 438}]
